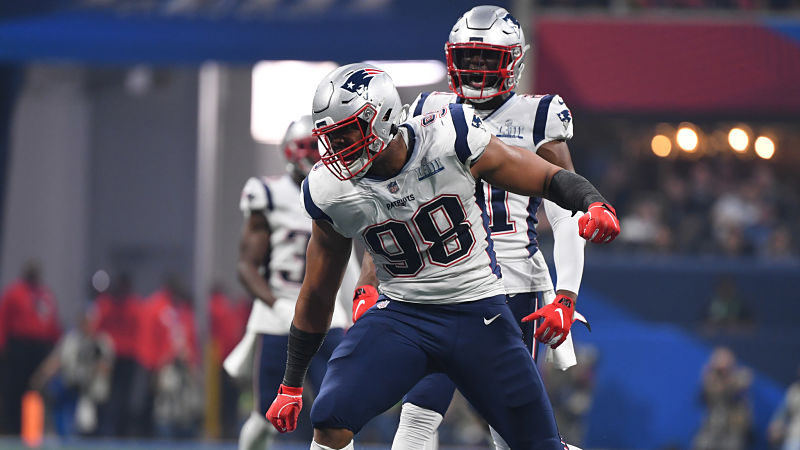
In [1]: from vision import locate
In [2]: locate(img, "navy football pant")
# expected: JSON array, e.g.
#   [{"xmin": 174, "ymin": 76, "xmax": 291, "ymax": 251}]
[
  {"xmin": 310, "ymin": 294, "xmax": 562, "ymax": 450},
  {"xmin": 254, "ymin": 327, "xmax": 345, "ymax": 415},
  {"xmin": 403, "ymin": 292, "xmax": 542, "ymax": 415}
]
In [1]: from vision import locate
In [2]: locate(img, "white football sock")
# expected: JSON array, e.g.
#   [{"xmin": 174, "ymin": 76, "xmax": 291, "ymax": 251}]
[
  {"xmin": 489, "ymin": 426, "xmax": 510, "ymax": 450},
  {"xmin": 310, "ymin": 439, "xmax": 354, "ymax": 450},
  {"xmin": 391, "ymin": 402, "xmax": 443, "ymax": 450},
  {"xmin": 238, "ymin": 411, "xmax": 276, "ymax": 450}
]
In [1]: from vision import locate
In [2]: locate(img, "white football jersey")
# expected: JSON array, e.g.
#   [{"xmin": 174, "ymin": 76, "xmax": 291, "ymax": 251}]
[
  {"xmin": 409, "ymin": 92, "xmax": 574, "ymax": 294},
  {"xmin": 302, "ymin": 103, "xmax": 506, "ymax": 304},
  {"xmin": 239, "ymin": 174, "xmax": 357, "ymax": 334}
]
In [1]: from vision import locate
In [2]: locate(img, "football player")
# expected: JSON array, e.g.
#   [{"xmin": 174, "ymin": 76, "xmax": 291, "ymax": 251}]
[
  {"xmin": 351, "ymin": 6, "xmax": 592, "ymax": 449},
  {"xmin": 265, "ymin": 63, "xmax": 619, "ymax": 450},
  {"xmin": 224, "ymin": 116, "xmax": 360, "ymax": 450}
]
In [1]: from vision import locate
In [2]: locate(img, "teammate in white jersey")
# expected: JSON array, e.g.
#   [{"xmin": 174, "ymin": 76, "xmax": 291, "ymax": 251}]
[
  {"xmin": 265, "ymin": 62, "xmax": 619, "ymax": 450},
  {"xmin": 224, "ymin": 116, "xmax": 359, "ymax": 450},
  {"xmin": 351, "ymin": 6, "xmax": 591, "ymax": 449}
]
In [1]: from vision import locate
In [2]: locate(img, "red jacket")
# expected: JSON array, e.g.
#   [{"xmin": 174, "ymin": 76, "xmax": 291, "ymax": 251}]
[
  {"xmin": 91, "ymin": 293, "xmax": 142, "ymax": 360},
  {"xmin": 209, "ymin": 292, "xmax": 247, "ymax": 360},
  {"xmin": 137, "ymin": 289, "xmax": 198, "ymax": 370},
  {"xmin": 0, "ymin": 281, "xmax": 61, "ymax": 351}
]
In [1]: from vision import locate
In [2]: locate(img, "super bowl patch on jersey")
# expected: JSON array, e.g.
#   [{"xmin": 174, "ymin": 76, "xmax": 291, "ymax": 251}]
[{"xmin": 416, "ymin": 156, "xmax": 444, "ymax": 181}]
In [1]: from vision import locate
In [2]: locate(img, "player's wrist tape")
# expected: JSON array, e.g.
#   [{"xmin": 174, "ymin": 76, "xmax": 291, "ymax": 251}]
[
  {"xmin": 282, "ymin": 324, "xmax": 327, "ymax": 387},
  {"xmin": 546, "ymin": 169, "xmax": 608, "ymax": 213}
]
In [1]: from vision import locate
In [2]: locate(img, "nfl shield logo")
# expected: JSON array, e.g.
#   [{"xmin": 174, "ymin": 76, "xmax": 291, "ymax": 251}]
[{"xmin": 387, "ymin": 181, "xmax": 399, "ymax": 194}]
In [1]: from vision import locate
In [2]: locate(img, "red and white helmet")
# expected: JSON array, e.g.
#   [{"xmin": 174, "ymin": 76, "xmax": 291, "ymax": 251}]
[
  {"xmin": 446, "ymin": 6, "xmax": 529, "ymax": 102},
  {"xmin": 312, "ymin": 63, "xmax": 402, "ymax": 181},
  {"xmin": 281, "ymin": 115, "xmax": 320, "ymax": 179}
]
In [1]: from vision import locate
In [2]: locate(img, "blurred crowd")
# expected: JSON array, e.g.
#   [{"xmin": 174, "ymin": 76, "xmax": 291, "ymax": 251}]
[
  {"xmin": 2, "ymin": 261, "xmax": 800, "ymax": 448},
  {"xmin": 539, "ymin": 0, "xmax": 800, "ymax": 10},
  {"xmin": 585, "ymin": 158, "xmax": 798, "ymax": 259},
  {"xmin": 0, "ymin": 261, "xmax": 249, "ymax": 440}
]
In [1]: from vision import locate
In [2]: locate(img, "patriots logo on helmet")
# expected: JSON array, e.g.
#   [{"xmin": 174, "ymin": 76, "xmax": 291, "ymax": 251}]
[
  {"xmin": 341, "ymin": 68, "xmax": 384, "ymax": 99},
  {"xmin": 503, "ymin": 13, "xmax": 521, "ymax": 38}
]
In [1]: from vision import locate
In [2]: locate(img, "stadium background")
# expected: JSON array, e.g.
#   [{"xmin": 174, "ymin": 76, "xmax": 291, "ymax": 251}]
[{"xmin": 0, "ymin": 0, "xmax": 799, "ymax": 449}]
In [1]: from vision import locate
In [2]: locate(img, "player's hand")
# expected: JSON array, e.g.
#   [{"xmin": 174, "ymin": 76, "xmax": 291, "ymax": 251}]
[
  {"xmin": 578, "ymin": 202, "xmax": 620, "ymax": 243},
  {"xmin": 265, "ymin": 384, "xmax": 303, "ymax": 433},
  {"xmin": 352, "ymin": 285, "xmax": 379, "ymax": 322},
  {"xmin": 521, "ymin": 294, "xmax": 576, "ymax": 349}
]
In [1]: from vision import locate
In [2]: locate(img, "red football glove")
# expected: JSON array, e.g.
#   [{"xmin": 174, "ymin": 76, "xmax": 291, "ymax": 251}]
[
  {"xmin": 578, "ymin": 202, "xmax": 620, "ymax": 243},
  {"xmin": 265, "ymin": 384, "xmax": 303, "ymax": 433},
  {"xmin": 352, "ymin": 285, "xmax": 379, "ymax": 323},
  {"xmin": 522, "ymin": 294, "xmax": 576, "ymax": 349}
]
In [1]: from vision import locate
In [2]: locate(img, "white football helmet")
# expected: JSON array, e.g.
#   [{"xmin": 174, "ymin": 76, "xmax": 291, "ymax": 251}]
[
  {"xmin": 312, "ymin": 63, "xmax": 402, "ymax": 181},
  {"xmin": 446, "ymin": 5, "xmax": 529, "ymax": 102},
  {"xmin": 281, "ymin": 115, "xmax": 320, "ymax": 179}
]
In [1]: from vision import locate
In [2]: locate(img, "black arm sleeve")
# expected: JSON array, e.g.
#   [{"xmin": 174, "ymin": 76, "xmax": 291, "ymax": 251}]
[
  {"xmin": 545, "ymin": 169, "xmax": 608, "ymax": 212},
  {"xmin": 282, "ymin": 324, "xmax": 327, "ymax": 387}
]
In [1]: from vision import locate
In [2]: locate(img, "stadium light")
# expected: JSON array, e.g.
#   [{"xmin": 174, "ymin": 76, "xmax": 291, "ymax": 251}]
[
  {"xmin": 728, "ymin": 127, "xmax": 749, "ymax": 152},
  {"xmin": 754, "ymin": 136, "xmax": 775, "ymax": 159},
  {"xmin": 676, "ymin": 126, "xmax": 699, "ymax": 152},
  {"xmin": 251, "ymin": 60, "xmax": 338, "ymax": 144},
  {"xmin": 651, "ymin": 134, "xmax": 671, "ymax": 157},
  {"xmin": 362, "ymin": 60, "xmax": 446, "ymax": 87}
]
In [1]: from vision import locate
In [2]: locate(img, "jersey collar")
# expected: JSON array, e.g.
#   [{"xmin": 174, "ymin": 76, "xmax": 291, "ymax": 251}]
[
  {"xmin": 474, "ymin": 92, "xmax": 516, "ymax": 121},
  {"xmin": 362, "ymin": 124, "xmax": 417, "ymax": 182}
]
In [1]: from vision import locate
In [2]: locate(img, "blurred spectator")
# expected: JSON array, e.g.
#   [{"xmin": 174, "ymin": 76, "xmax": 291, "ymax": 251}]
[
  {"xmin": 768, "ymin": 364, "xmax": 800, "ymax": 450},
  {"xmin": 542, "ymin": 346, "xmax": 599, "ymax": 447},
  {"xmin": 90, "ymin": 272, "xmax": 143, "ymax": 437},
  {"xmin": 711, "ymin": 187, "xmax": 759, "ymax": 257},
  {"xmin": 0, "ymin": 260, "xmax": 61, "ymax": 435},
  {"xmin": 209, "ymin": 283, "xmax": 247, "ymax": 369},
  {"xmin": 693, "ymin": 346, "xmax": 753, "ymax": 450},
  {"xmin": 150, "ymin": 276, "xmax": 201, "ymax": 439},
  {"xmin": 137, "ymin": 275, "xmax": 198, "ymax": 376},
  {"xmin": 131, "ymin": 275, "xmax": 200, "ymax": 438},
  {"xmin": 209, "ymin": 283, "xmax": 248, "ymax": 439},
  {"xmin": 618, "ymin": 196, "xmax": 665, "ymax": 250},
  {"xmin": 764, "ymin": 225, "xmax": 794, "ymax": 260},
  {"xmin": 703, "ymin": 276, "xmax": 753, "ymax": 332},
  {"xmin": 153, "ymin": 358, "xmax": 203, "ymax": 439},
  {"xmin": 29, "ymin": 311, "xmax": 114, "ymax": 436}
]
